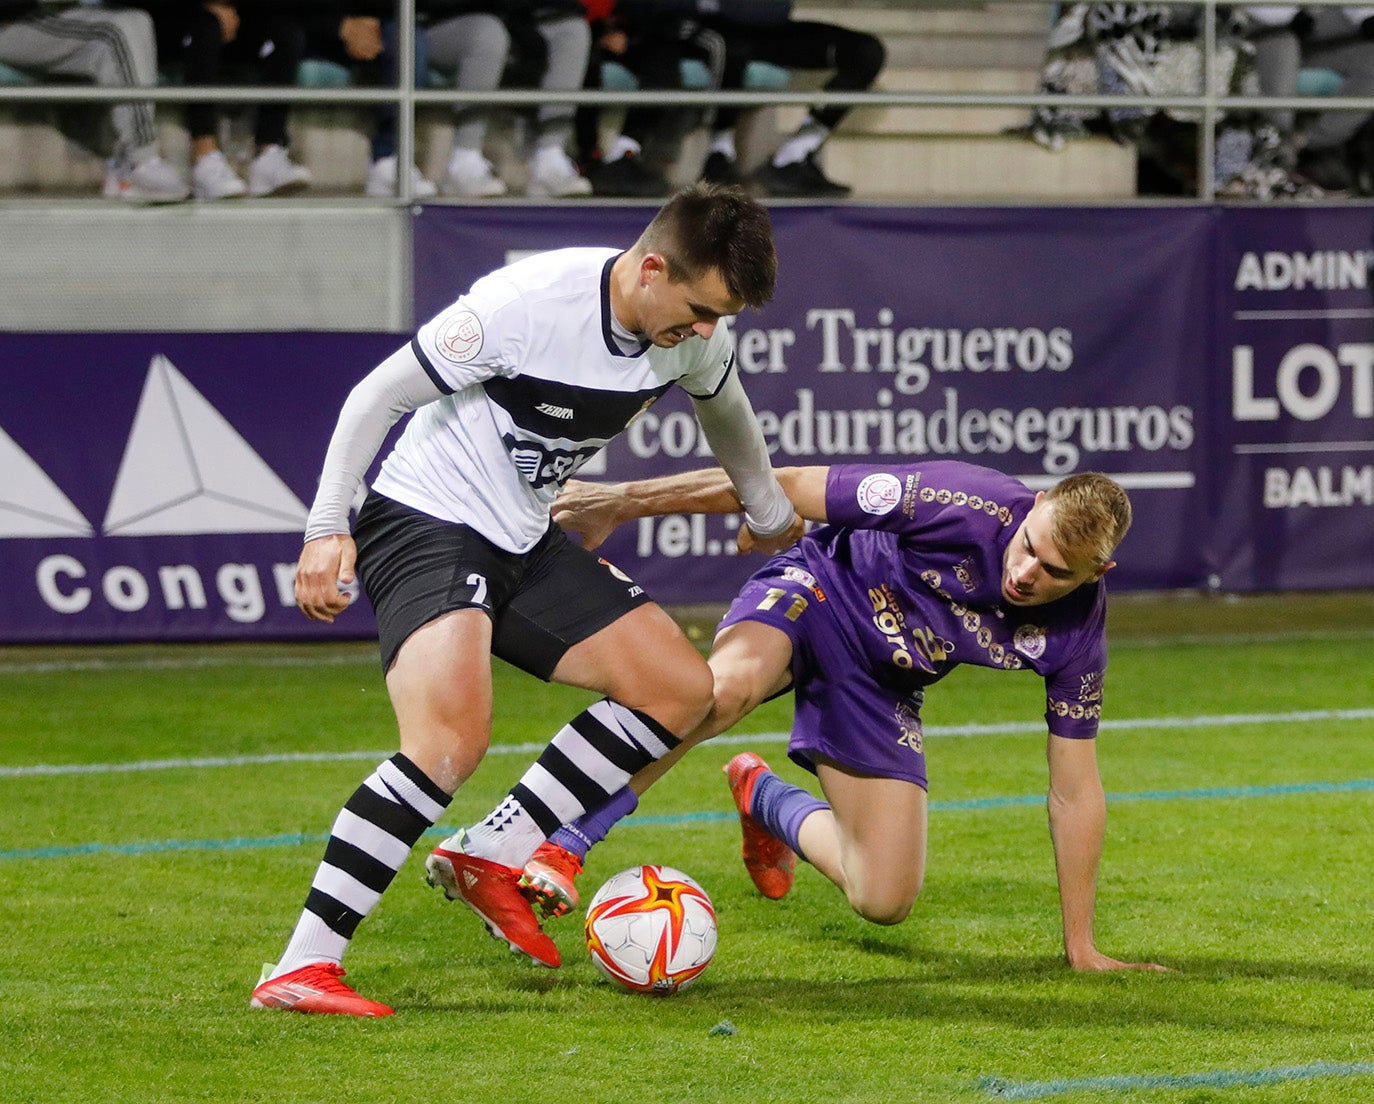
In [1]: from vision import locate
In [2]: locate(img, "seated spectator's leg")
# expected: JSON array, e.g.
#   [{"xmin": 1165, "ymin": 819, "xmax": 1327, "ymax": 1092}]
[
  {"xmin": 155, "ymin": 5, "xmax": 246, "ymax": 200},
  {"xmin": 11, "ymin": 8, "xmax": 187, "ymax": 200},
  {"xmin": 26, "ymin": 9, "xmax": 159, "ymax": 159},
  {"xmin": 235, "ymin": 11, "xmax": 311, "ymax": 196},
  {"xmin": 750, "ymin": 20, "xmax": 884, "ymax": 196},
  {"xmin": 154, "ymin": 5, "xmax": 223, "ymax": 162},
  {"xmin": 1247, "ymin": 23, "xmax": 1301, "ymax": 139},
  {"xmin": 427, "ymin": 13, "xmax": 510, "ymax": 196},
  {"xmin": 239, "ymin": 11, "xmax": 304, "ymax": 152},
  {"xmin": 622, "ymin": 33, "xmax": 694, "ymax": 165},
  {"xmin": 525, "ymin": 14, "xmax": 593, "ymax": 197},
  {"xmin": 690, "ymin": 22, "xmax": 753, "ymax": 170},
  {"xmin": 574, "ymin": 36, "xmax": 606, "ymax": 167},
  {"xmin": 365, "ymin": 20, "xmax": 436, "ymax": 197},
  {"xmin": 580, "ymin": 14, "xmax": 679, "ymax": 196},
  {"xmin": 1301, "ymin": 17, "xmax": 1374, "ymax": 190}
]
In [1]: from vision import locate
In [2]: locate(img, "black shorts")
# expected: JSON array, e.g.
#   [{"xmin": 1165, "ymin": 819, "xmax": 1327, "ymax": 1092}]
[{"xmin": 353, "ymin": 491, "xmax": 652, "ymax": 679}]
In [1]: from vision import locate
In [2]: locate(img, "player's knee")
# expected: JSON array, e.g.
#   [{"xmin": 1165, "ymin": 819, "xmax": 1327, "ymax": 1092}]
[
  {"xmin": 846, "ymin": 872, "xmax": 923, "ymax": 926},
  {"xmin": 652, "ymin": 656, "xmax": 714, "ymax": 736},
  {"xmin": 849, "ymin": 891, "xmax": 917, "ymax": 926},
  {"xmin": 708, "ymin": 670, "xmax": 751, "ymax": 728},
  {"xmin": 708, "ymin": 664, "xmax": 767, "ymax": 732}
]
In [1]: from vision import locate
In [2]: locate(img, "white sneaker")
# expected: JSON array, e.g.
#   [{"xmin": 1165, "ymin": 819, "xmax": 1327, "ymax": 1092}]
[
  {"xmin": 192, "ymin": 149, "xmax": 247, "ymax": 201},
  {"xmin": 526, "ymin": 145, "xmax": 592, "ymax": 198},
  {"xmin": 103, "ymin": 155, "xmax": 189, "ymax": 204},
  {"xmin": 247, "ymin": 144, "xmax": 312, "ymax": 197},
  {"xmin": 441, "ymin": 148, "xmax": 507, "ymax": 198},
  {"xmin": 366, "ymin": 155, "xmax": 438, "ymax": 199}
]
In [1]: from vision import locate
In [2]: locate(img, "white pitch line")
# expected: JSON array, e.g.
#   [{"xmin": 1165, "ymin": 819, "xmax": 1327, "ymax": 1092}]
[
  {"xmin": 0, "ymin": 650, "xmax": 377, "ymax": 675},
  {"xmin": 2, "ymin": 624, "xmax": 1369, "ymax": 675},
  {"xmin": 2, "ymin": 708, "xmax": 1371, "ymax": 779}
]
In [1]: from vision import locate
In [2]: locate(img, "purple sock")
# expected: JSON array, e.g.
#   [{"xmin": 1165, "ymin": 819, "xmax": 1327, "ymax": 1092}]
[
  {"xmin": 751, "ymin": 769, "xmax": 828, "ymax": 860},
  {"xmin": 549, "ymin": 786, "xmax": 640, "ymax": 860}
]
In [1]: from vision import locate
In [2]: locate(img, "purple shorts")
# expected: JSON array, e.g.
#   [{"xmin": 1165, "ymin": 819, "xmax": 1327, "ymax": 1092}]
[{"xmin": 718, "ymin": 563, "xmax": 929, "ymax": 790}]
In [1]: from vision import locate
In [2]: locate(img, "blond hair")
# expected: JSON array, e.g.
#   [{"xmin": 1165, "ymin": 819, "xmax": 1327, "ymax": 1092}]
[{"xmin": 1043, "ymin": 472, "xmax": 1132, "ymax": 568}]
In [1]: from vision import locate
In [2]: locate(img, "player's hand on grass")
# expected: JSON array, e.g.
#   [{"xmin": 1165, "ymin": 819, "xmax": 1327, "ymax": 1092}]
[
  {"xmin": 1068, "ymin": 947, "xmax": 1170, "ymax": 973},
  {"xmin": 295, "ymin": 534, "xmax": 358, "ymax": 622},
  {"xmin": 738, "ymin": 512, "xmax": 805, "ymax": 556},
  {"xmin": 552, "ymin": 480, "xmax": 629, "ymax": 550}
]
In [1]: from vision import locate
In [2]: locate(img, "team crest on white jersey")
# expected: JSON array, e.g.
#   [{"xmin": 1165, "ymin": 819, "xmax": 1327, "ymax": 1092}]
[
  {"xmin": 437, "ymin": 310, "xmax": 484, "ymax": 364},
  {"xmin": 856, "ymin": 473, "xmax": 902, "ymax": 515},
  {"xmin": 1013, "ymin": 623, "xmax": 1047, "ymax": 659}
]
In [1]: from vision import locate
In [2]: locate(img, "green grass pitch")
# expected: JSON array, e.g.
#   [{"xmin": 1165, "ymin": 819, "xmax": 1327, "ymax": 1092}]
[{"xmin": 1, "ymin": 591, "xmax": 1372, "ymax": 1104}]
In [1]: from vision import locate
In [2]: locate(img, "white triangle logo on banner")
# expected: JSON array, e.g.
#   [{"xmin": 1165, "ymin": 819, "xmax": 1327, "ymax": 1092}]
[
  {"xmin": 103, "ymin": 355, "xmax": 309, "ymax": 536},
  {"xmin": 0, "ymin": 425, "xmax": 94, "ymax": 538}
]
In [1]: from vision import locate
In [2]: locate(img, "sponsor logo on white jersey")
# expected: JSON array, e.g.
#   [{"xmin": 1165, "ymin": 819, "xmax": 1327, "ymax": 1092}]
[{"xmin": 535, "ymin": 402, "xmax": 575, "ymax": 419}]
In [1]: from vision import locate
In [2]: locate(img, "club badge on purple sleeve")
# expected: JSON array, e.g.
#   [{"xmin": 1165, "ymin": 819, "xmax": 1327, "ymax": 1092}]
[{"xmin": 855, "ymin": 472, "xmax": 903, "ymax": 515}]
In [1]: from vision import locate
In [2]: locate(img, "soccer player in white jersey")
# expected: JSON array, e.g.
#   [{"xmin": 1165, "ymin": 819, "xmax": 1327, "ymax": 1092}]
[{"xmin": 250, "ymin": 184, "xmax": 804, "ymax": 1017}]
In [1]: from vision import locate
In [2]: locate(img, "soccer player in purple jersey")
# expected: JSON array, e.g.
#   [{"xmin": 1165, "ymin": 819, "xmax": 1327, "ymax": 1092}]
[{"xmin": 513, "ymin": 459, "xmax": 1166, "ymax": 972}]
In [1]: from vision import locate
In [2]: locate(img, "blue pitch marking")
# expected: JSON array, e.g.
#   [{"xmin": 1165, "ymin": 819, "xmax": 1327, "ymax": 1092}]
[
  {"xmin": 980, "ymin": 1060, "xmax": 1374, "ymax": 1099},
  {"xmin": 4, "ymin": 778, "xmax": 1374, "ymax": 862}
]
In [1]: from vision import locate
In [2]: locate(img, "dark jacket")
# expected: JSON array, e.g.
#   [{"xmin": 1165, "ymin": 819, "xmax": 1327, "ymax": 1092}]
[
  {"xmin": 620, "ymin": 0, "xmax": 792, "ymax": 26},
  {"xmin": 0, "ymin": 0, "xmax": 41, "ymax": 21}
]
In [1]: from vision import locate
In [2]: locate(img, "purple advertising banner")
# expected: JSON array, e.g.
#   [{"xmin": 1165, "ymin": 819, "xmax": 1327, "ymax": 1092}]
[
  {"xmin": 4, "ymin": 205, "xmax": 1370, "ymax": 644},
  {"xmin": 0, "ymin": 333, "xmax": 400, "ymax": 644},
  {"xmin": 1211, "ymin": 207, "xmax": 1374, "ymax": 590},
  {"xmin": 415, "ymin": 204, "xmax": 1216, "ymax": 602}
]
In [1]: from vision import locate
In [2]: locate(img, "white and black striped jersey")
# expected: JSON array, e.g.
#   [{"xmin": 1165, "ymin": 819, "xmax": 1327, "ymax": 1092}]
[{"xmin": 371, "ymin": 247, "xmax": 737, "ymax": 553}]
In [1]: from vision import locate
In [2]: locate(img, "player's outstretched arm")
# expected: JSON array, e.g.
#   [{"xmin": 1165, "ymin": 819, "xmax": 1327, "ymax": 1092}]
[
  {"xmin": 1046, "ymin": 735, "xmax": 1168, "ymax": 972},
  {"xmin": 554, "ymin": 466, "xmax": 830, "ymax": 551},
  {"xmin": 553, "ymin": 471, "xmax": 744, "ymax": 549}
]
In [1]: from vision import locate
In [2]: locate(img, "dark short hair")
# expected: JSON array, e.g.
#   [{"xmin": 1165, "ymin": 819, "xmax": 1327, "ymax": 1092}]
[{"xmin": 636, "ymin": 183, "xmax": 777, "ymax": 308}]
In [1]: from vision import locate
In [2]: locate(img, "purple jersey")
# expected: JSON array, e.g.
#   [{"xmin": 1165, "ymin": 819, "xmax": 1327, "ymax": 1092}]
[{"xmin": 719, "ymin": 461, "xmax": 1108, "ymax": 787}]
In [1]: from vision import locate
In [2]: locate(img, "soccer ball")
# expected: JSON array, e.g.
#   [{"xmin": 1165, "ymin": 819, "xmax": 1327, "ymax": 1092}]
[{"xmin": 583, "ymin": 865, "xmax": 718, "ymax": 995}]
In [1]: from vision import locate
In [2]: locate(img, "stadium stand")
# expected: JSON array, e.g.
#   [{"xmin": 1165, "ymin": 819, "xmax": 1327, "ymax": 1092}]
[
  {"xmin": 0, "ymin": 1, "xmax": 1140, "ymax": 201},
  {"xmin": 780, "ymin": 1, "xmax": 1136, "ymax": 199},
  {"xmin": 0, "ymin": 1, "xmax": 1367, "ymax": 201}
]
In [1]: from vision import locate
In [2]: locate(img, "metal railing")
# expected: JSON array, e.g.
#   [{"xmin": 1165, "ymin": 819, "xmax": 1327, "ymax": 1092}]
[{"xmin": 2, "ymin": 0, "xmax": 1373, "ymax": 202}]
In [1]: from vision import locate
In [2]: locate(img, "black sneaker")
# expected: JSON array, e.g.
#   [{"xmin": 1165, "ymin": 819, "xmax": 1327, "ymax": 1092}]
[
  {"xmin": 1347, "ymin": 117, "xmax": 1374, "ymax": 195},
  {"xmin": 1295, "ymin": 145, "xmax": 1356, "ymax": 195},
  {"xmin": 754, "ymin": 154, "xmax": 851, "ymax": 198},
  {"xmin": 701, "ymin": 151, "xmax": 743, "ymax": 186},
  {"xmin": 585, "ymin": 154, "xmax": 671, "ymax": 198}
]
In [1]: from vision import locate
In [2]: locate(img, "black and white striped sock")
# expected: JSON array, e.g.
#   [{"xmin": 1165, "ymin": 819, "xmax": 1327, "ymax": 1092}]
[
  {"xmin": 456, "ymin": 699, "xmax": 678, "ymax": 868},
  {"xmin": 272, "ymin": 753, "xmax": 449, "ymax": 977}
]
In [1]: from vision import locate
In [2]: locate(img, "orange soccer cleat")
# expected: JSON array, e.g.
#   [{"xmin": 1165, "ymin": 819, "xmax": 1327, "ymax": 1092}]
[
  {"xmin": 425, "ymin": 835, "xmax": 561, "ymax": 967},
  {"xmin": 249, "ymin": 961, "xmax": 394, "ymax": 1017},
  {"xmin": 724, "ymin": 752, "xmax": 797, "ymax": 900}
]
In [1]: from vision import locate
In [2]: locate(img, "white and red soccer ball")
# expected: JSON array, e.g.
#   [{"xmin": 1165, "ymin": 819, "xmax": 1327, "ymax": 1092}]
[{"xmin": 583, "ymin": 865, "xmax": 717, "ymax": 995}]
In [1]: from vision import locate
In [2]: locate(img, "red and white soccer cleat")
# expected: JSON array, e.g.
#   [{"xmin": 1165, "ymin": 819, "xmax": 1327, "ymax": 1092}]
[
  {"xmin": 425, "ymin": 837, "xmax": 561, "ymax": 967},
  {"xmin": 521, "ymin": 841, "xmax": 584, "ymax": 919},
  {"xmin": 724, "ymin": 752, "xmax": 797, "ymax": 900},
  {"xmin": 249, "ymin": 961, "xmax": 394, "ymax": 1017}
]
